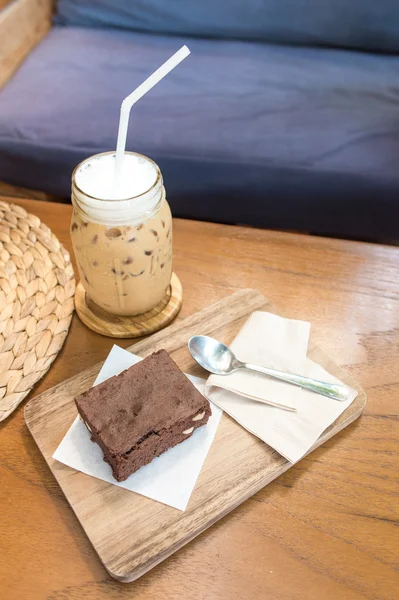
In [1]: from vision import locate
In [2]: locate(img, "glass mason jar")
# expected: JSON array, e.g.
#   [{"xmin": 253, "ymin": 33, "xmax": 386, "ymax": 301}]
[{"xmin": 70, "ymin": 151, "xmax": 172, "ymax": 316}]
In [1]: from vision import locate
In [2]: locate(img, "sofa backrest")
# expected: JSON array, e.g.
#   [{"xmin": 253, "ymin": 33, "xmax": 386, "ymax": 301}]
[{"xmin": 55, "ymin": 0, "xmax": 399, "ymax": 53}]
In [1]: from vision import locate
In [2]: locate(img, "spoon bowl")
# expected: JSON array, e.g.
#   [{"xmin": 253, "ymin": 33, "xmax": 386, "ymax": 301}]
[{"xmin": 188, "ymin": 335, "xmax": 238, "ymax": 375}]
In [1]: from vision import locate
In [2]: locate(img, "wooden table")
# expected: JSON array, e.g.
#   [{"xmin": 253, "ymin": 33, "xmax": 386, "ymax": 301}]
[{"xmin": 1, "ymin": 198, "xmax": 398, "ymax": 600}]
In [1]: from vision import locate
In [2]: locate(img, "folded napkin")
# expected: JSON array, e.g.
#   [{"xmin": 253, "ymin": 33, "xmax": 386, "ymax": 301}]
[
  {"xmin": 207, "ymin": 312, "xmax": 310, "ymax": 410},
  {"xmin": 53, "ymin": 345, "xmax": 222, "ymax": 511},
  {"xmin": 206, "ymin": 312, "xmax": 358, "ymax": 463}
]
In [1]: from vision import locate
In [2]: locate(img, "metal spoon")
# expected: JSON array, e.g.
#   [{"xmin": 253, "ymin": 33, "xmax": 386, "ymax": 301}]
[{"xmin": 188, "ymin": 335, "xmax": 349, "ymax": 402}]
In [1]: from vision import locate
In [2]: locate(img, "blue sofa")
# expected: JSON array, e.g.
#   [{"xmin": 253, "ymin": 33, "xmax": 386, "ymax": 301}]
[{"xmin": 0, "ymin": 1, "xmax": 399, "ymax": 240}]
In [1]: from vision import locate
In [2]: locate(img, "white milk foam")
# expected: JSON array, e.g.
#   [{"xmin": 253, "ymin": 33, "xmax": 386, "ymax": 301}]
[{"xmin": 75, "ymin": 153, "xmax": 158, "ymax": 201}]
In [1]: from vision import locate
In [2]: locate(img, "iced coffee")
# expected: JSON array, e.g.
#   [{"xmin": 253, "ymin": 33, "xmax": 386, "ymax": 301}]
[{"xmin": 71, "ymin": 152, "xmax": 172, "ymax": 316}]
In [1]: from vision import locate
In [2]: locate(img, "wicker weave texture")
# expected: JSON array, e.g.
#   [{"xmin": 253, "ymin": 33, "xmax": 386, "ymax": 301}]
[{"xmin": 0, "ymin": 201, "xmax": 75, "ymax": 421}]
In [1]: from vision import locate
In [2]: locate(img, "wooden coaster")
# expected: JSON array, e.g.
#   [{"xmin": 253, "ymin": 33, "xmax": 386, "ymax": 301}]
[
  {"xmin": 74, "ymin": 272, "xmax": 183, "ymax": 338},
  {"xmin": 0, "ymin": 201, "xmax": 75, "ymax": 422}
]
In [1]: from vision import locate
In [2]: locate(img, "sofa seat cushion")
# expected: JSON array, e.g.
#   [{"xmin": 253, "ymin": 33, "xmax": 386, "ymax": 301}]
[{"xmin": 0, "ymin": 26, "xmax": 398, "ymax": 238}]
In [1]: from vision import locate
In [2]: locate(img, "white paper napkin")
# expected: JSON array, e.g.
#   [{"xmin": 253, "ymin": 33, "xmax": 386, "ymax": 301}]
[
  {"xmin": 53, "ymin": 345, "xmax": 222, "ymax": 511},
  {"xmin": 207, "ymin": 312, "xmax": 310, "ymax": 410},
  {"xmin": 206, "ymin": 312, "xmax": 358, "ymax": 463}
]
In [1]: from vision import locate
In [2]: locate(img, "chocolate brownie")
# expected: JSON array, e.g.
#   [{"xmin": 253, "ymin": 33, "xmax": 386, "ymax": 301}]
[{"xmin": 75, "ymin": 349, "xmax": 212, "ymax": 481}]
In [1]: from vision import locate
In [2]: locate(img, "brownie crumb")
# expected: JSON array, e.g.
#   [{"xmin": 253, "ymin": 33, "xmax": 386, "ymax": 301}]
[
  {"xmin": 82, "ymin": 221, "xmax": 89, "ymax": 228},
  {"xmin": 144, "ymin": 250, "xmax": 153, "ymax": 256},
  {"xmin": 92, "ymin": 260, "xmax": 98, "ymax": 267},
  {"xmin": 150, "ymin": 229, "xmax": 158, "ymax": 237},
  {"xmin": 161, "ymin": 220, "xmax": 165, "ymax": 228},
  {"xmin": 136, "ymin": 224, "xmax": 144, "ymax": 231},
  {"xmin": 166, "ymin": 228, "xmax": 171, "ymax": 238},
  {"xmin": 123, "ymin": 256, "xmax": 133, "ymax": 265},
  {"xmin": 128, "ymin": 237, "xmax": 136, "ymax": 243},
  {"xmin": 71, "ymin": 223, "xmax": 78, "ymax": 231},
  {"xmin": 92, "ymin": 234, "xmax": 98, "ymax": 244},
  {"xmin": 160, "ymin": 263, "xmax": 164, "ymax": 269}
]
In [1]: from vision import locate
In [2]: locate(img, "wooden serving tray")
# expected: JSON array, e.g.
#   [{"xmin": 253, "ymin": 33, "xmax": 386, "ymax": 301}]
[{"xmin": 25, "ymin": 289, "xmax": 366, "ymax": 583}]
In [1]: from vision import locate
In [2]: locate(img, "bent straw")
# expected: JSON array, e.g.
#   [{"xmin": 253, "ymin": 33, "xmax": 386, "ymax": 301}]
[{"xmin": 113, "ymin": 45, "xmax": 190, "ymax": 192}]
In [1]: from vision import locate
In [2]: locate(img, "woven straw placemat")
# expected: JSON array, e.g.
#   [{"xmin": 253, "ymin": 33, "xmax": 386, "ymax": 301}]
[{"xmin": 0, "ymin": 201, "xmax": 75, "ymax": 422}]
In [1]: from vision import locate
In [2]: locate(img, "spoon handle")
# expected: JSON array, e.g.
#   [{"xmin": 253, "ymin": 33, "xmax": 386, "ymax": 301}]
[{"xmin": 241, "ymin": 362, "xmax": 349, "ymax": 401}]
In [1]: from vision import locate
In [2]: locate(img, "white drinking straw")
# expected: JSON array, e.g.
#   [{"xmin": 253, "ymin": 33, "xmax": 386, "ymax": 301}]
[{"xmin": 113, "ymin": 45, "xmax": 190, "ymax": 192}]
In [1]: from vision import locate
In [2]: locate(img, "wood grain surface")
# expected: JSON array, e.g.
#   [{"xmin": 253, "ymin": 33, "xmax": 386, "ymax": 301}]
[
  {"xmin": 0, "ymin": 0, "xmax": 53, "ymax": 89},
  {"xmin": 0, "ymin": 198, "xmax": 398, "ymax": 599},
  {"xmin": 25, "ymin": 288, "xmax": 366, "ymax": 582},
  {"xmin": 0, "ymin": 179, "xmax": 61, "ymax": 202},
  {"xmin": 74, "ymin": 273, "xmax": 183, "ymax": 338}
]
